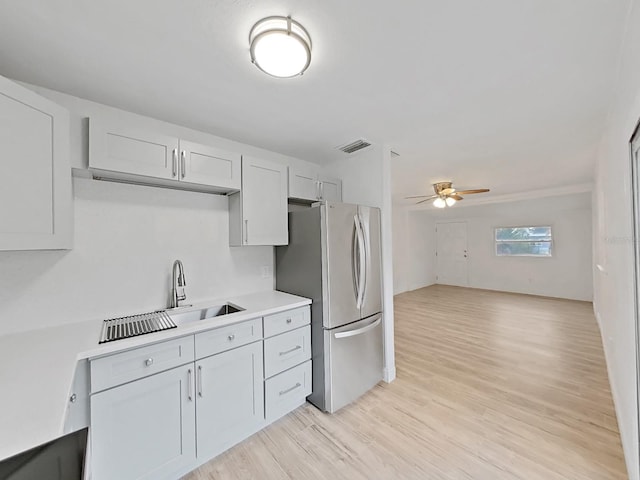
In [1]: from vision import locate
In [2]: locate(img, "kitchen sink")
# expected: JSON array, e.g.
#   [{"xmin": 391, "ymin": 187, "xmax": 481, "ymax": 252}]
[{"xmin": 168, "ymin": 303, "xmax": 244, "ymax": 325}]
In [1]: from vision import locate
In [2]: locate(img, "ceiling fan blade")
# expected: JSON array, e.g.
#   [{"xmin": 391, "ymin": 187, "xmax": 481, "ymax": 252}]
[
  {"xmin": 455, "ymin": 189, "xmax": 490, "ymax": 195},
  {"xmin": 415, "ymin": 197, "xmax": 437, "ymax": 205},
  {"xmin": 406, "ymin": 194, "xmax": 438, "ymax": 200},
  {"xmin": 450, "ymin": 194, "xmax": 463, "ymax": 200},
  {"xmin": 441, "ymin": 188, "xmax": 456, "ymax": 195}
]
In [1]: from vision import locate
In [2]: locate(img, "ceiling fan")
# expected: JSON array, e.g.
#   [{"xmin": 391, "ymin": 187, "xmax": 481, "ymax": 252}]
[{"xmin": 406, "ymin": 181, "xmax": 490, "ymax": 207}]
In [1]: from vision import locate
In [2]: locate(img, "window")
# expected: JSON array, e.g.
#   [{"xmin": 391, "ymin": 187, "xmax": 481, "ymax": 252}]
[{"xmin": 495, "ymin": 226, "xmax": 553, "ymax": 257}]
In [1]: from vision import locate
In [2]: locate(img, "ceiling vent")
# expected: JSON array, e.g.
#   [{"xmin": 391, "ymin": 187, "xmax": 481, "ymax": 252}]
[{"xmin": 337, "ymin": 139, "xmax": 372, "ymax": 155}]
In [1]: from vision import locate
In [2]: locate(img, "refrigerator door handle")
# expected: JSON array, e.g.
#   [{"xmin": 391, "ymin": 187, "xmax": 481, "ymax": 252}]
[
  {"xmin": 352, "ymin": 216, "xmax": 360, "ymax": 304},
  {"xmin": 354, "ymin": 215, "xmax": 366, "ymax": 308},
  {"xmin": 334, "ymin": 317, "xmax": 382, "ymax": 339},
  {"xmin": 359, "ymin": 213, "xmax": 368, "ymax": 306}
]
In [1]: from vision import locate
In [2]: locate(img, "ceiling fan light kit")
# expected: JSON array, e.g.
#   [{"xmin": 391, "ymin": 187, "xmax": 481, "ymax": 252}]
[
  {"xmin": 249, "ymin": 16, "xmax": 312, "ymax": 78},
  {"xmin": 406, "ymin": 181, "xmax": 490, "ymax": 207}
]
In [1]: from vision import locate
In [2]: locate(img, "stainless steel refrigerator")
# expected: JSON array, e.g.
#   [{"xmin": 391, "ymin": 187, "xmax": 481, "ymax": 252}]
[{"xmin": 276, "ymin": 202, "xmax": 383, "ymax": 413}]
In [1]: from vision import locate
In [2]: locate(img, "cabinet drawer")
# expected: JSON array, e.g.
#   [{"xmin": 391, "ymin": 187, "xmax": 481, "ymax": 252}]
[
  {"xmin": 263, "ymin": 306, "xmax": 310, "ymax": 338},
  {"xmin": 265, "ymin": 360, "xmax": 312, "ymax": 422},
  {"xmin": 264, "ymin": 326, "xmax": 311, "ymax": 378},
  {"xmin": 90, "ymin": 336, "xmax": 195, "ymax": 393},
  {"xmin": 195, "ymin": 318, "xmax": 262, "ymax": 359}
]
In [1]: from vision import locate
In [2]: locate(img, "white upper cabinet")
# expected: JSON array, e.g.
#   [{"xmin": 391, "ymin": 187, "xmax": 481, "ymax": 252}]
[
  {"xmin": 179, "ymin": 140, "xmax": 241, "ymax": 190},
  {"xmin": 89, "ymin": 119, "xmax": 178, "ymax": 180},
  {"xmin": 0, "ymin": 75, "xmax": 72, "ymax": 250},
  {"xmin": 318, "ymin": 174, "xmax": 342, "ymax": 202},
  {"xmin": 288, "ymin": 165, "xmax": 342, "ymax": 202},
  {"xmin": 229, "ymin": 156, "xmax": 288, "ymax": 246},
  {"xmin": 89, "ymin": 119, "xmax": 240, "ymax": 193}
]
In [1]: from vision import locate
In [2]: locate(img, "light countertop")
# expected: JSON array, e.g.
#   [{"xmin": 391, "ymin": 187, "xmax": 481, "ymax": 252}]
[{"xmin": 0, "ymin": 290, "xmax": 310, "ymax": 461}]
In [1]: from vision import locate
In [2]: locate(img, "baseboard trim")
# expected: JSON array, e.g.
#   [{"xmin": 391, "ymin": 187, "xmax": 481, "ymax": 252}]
[{"xmin": 383, "ymin": 366, "xmax": 396, "ymax": 383}]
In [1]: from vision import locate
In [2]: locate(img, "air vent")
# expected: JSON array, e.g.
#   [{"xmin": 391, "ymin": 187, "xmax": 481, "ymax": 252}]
[{"xmin": 337, "ymin": 139, "xmax": 372, "ymax": 154}]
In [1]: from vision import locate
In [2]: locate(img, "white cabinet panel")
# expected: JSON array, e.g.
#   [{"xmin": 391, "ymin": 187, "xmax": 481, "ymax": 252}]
[
  {"xmin": 288, "ymin": 166, "xmax": 319, "ymax": 201},
  {"xmin": 229, "ymin": 156, "xmax": 288, "ymax": 246},
  {"xmin": 180, "ymin": 140, "xmax": 241, "ymax": 190},
  {"xmin": 89, "ymin": 118, "xmax": 179, "ymax": 180},
  {"xmin": 0, "ymin": 75, "xmax": 72, "ymax": 250},
  {"xmin": 265, "ymin": 360, "xmax": 312, "ymax": 422},
  {"xmin": 195, "ymin": 341, "xmax": 264, "ymax": 460},
  {"xmin": 264, "ymin": 326, "xmax": 311, "ymax": 378},
  {"xmin": 91, "ymin": 365, "xmax": 196, "ymax": 480},
  {"xmin": 287, "ymin": 165, "xmax": 342, "ymax": 203},
  {"xmin": 89, "ymin": 119, "xmax": 241, "ymax": 193},
  {"xmin": 90, "ymin": 336, "xmax": 195, "ymax": 393},
  {"xmin": 318, "ymin": 175, "xmax": 342, "ymax": 202},
  {"xmin": 263, "ymin": 306, "xmax": 310, "ymax": 338}
]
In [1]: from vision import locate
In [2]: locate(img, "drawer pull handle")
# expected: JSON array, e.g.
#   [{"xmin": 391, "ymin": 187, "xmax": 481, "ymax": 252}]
[
  {"xmin": 228, "ymin": 334, "xmax": 235, "ymax": 341},
  {"xmin": 286, "ymin": 318, "xmax": 292, "ymax": 324},
  {"xmin": 279, "ymin": 382, "xmax": 302, "ymax": 396},
  {"xmin": 145, "ymin": 358, "xmax": 154, "ymax": 367},
  {"xmin": 279, "ymin": 345, "xmax": 302, "ymax": 356},
  {"xmin": 197, "ymin": 365, "xmax": 203, "ymax": 397}
]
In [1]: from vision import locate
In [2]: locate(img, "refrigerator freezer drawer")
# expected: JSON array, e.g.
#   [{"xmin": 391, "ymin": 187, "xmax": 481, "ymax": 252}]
[{"xmin": 325, "ymin": 314, "xmax": 384, "ymax": 413}]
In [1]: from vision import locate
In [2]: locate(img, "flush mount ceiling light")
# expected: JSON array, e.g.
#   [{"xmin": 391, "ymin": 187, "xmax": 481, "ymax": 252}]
[{"xmin": 249, "ymin": 16, "xmax": 312, "ymax": 78}]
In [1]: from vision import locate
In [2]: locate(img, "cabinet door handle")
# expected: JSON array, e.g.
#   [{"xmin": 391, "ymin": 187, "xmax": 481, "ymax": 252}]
[
  {"xmin": 279, "ymin": 345, "xmax": 302, "ymax": 356},
  {"xmin": 316, "ymin": 181, "xmax": 320, "ymax": 200},
  {"xmin": 197, "ymin": 365, "xmax": 203, "ymax": 397},
  {"xmin": 187, "ymin": 368, "xmax": 193, "ymax": 401},
  {"xmin": 145, "ymin": 358, "xmax": 154, "ymax": 367},
  {"xmin": 286, "ymin": 318, "xmax": 292, "ymax": 324},
  {"xmin": 279, "ymin": 382, "xmax": 302, "ymax": 396},
  {"xmin": 180, "ymin": 150, "xmax": 186, "ymax": 179},
  {"xmin": 172, "ymin": 149, "xmax": 178, "ymax": 177},
  {"xmin": 320, "ymin": 182, "xmax": 324, "ymax": 200},
  {"xmin": 244, "ymin": 219, "xmax": 248, "ymax": 244},
  {"xmin": 228, "ymin": 334, "xmax": 235, "ymax": 341}
]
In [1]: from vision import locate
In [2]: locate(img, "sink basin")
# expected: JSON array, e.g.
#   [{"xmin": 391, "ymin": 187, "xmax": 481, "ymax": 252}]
[{"xmin": 168, "ymin": 303, "xmax": 244, "ymax": 325}]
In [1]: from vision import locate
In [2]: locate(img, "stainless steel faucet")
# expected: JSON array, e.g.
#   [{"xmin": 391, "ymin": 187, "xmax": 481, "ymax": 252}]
[{"xmin": 170, "ymin": 260, "xmax": 187, "ymax": 308}]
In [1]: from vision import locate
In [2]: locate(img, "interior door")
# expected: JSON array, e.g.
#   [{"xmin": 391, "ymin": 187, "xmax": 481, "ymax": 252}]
[
  {"xmin": 323, "ymin": 202, "xmax": 361, "ymax": 329},
  {"xmin": 436, "ymin": 222, "xmax": 469, "ymax": 286},
  {"xmin": 359, "ymin": 206, "xmax": 383, "ymax": 318}
]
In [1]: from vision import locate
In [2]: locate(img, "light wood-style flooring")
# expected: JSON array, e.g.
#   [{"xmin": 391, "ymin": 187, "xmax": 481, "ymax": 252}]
[{"xmin": 183, "ymin": 285, "xmax": 627, "ymax": 479}]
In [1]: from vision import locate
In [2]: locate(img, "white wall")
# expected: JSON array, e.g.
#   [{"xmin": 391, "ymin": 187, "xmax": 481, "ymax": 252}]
[
  {"xmin": 392, "ymin": 208, "xmax": 436, "ymax": 294},
  {"xmin": 0, "ymin": 84, "xmax": 320, "ymax": 336},
  {"xmin": 593, "ymin": 0, "xmax": 640, "ymax": 477},
  {"xmin": 426, "ymin": 193, "xmax": 593, "ymax": 301},
  {"xmin": 395, "ymin": 193, "xmax": 593, "ymax": 301},
  {"xmin": 325, "ymin": 146, "xmax": 396, "ymax": 382}
]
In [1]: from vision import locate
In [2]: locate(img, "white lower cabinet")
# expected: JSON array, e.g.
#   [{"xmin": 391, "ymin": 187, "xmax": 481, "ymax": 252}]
[
  {"xmin": 89, "ymin": 306, "xmax": 311, "ymax": 480},
  {"xmin": 195, "ymin": 341, "xmax": 264, "ymax": 460},
  {"xmin": 90, "ymin": 364, "xmax": 196, "ymax": 480}
]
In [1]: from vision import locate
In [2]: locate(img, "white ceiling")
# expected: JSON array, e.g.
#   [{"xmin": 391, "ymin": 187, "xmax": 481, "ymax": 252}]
[{"xmin": 0, "ymin": 1, "xmax": 630, "ymax": 205}]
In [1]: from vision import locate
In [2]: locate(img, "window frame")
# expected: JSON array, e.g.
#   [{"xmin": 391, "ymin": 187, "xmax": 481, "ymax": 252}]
[{"xmin": 494, "ymin": 225, "xmax": 554, "ymax": 257}]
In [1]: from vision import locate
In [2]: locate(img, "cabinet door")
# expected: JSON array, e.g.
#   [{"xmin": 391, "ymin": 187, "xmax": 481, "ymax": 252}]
[
  {"xmin": 89, "ymin": 118, "xmax": 179, "ymax": 180},
  {"xmin": 241, "ymin": 156, "xmax": 288, "ymax": 245},
  {"xmin": 319, "ymin": 175, "xmax": 342, "ymax": 202},
  {"xmin": 91, "ymin": 365, "xmax": 196, "ymax": 480},
  {"xmin": 195, "ymin": 341, "xmax": 264, "ymax": 460},
  {"xmin": 288, "ymin": 165, "xmax": 319, "ymax": 201},
  {"xmin": 0, "ymin": 75, "xmax": 72, "ymax": 250},
  {"xmin": 179, "ymin": 140, "xmax": 241, "ymax": 190}
]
